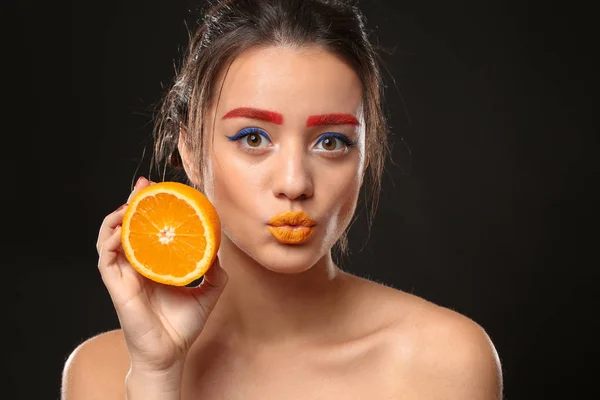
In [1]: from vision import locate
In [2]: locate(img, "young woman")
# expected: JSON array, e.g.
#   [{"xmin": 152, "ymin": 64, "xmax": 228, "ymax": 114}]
[{"xmin": 62, "ymin": 1, "xmax": 503, "ymax": 399}]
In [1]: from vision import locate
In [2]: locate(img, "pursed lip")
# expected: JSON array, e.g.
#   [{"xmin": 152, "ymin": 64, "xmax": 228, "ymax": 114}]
[{"xmin": 268, "ymin": 210, "xmax": 316, "ymax": 227}]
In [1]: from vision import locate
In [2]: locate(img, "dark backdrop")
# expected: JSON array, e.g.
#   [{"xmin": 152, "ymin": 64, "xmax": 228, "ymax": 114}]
[{"xmin": 8, "ymin": 0, "xmax": 594, "ymax": 399}]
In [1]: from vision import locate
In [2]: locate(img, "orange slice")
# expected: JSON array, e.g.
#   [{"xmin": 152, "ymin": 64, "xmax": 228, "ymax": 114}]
[{"xmin": 121, "ymin": 181, "xmax": 221, "ymax": 286}]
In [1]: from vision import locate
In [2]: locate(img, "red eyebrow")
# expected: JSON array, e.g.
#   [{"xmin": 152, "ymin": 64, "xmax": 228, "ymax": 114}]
[
  {"xmin": 306, "ymin": 113, "xmax": 359, "ymax": 127},
  {"xmin": 222, "ymin": 107, "xmax": 283, "ymax": 125}
]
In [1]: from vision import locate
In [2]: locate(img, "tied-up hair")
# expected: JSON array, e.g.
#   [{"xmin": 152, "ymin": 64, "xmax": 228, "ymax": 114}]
[{"xmin": 152, "ymin": 0, "xmax": 390, "ymax": 257}]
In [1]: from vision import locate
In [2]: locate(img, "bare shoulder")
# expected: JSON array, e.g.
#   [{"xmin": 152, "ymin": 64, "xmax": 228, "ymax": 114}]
[
  {"xmin": 61, "ymin": 329, "xmax": 130, "ymax": 400},
  {"xmin": 404, "ymin": 299, "xmax": 503, "ymax": 399},
  {"xmin": 352, "ymin": 276, "xmax": 503, "ymax": 399}
]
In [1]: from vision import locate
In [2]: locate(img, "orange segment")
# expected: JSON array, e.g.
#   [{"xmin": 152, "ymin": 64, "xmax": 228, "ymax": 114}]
[{"xmin": 121, "ymin": 181, "xmax": 221, "ymax": 286}]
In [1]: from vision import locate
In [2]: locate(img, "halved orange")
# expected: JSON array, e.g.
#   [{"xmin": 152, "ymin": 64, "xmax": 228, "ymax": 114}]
[{"xmin": 121, "ymin": 181, "xmax": 221, "ymax": 286}]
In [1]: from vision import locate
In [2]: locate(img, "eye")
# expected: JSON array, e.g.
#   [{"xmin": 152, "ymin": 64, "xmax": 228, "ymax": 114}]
[
  {"xmin": 245, "ymin": 133, "xmax": 265, "ymax": 147},
  {"xmin": 226, "ymin": 127, "xmax": 272, "ymax": 150},
  {"xmin": 315, "ymin": 133, "xmax": 356, "ymax": 152}
]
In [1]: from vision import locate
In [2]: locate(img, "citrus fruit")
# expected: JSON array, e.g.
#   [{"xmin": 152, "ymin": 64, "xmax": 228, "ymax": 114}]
[{"xmin": 121, "ymin": 181, "xmax": 221, "ymax": 286}]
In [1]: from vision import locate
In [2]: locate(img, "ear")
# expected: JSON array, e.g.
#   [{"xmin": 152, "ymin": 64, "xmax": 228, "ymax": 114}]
[{"xmin": 177, "ymin": 126, "xmax": 202, "ymax": 187}]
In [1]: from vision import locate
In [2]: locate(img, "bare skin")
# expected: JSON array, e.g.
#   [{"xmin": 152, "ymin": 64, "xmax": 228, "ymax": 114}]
[
  {"xmin": 62, "ymin": 276, "xmax": 502, "ymax": 399},
  {"xmin": 61, "ymin": 45, "xmax": 502, "ymax": 399}
]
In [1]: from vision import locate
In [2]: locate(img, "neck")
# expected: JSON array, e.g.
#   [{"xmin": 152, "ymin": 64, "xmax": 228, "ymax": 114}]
[{"xmin": 205, "ymin": 237, "xmax": 351, "ymax": 347}]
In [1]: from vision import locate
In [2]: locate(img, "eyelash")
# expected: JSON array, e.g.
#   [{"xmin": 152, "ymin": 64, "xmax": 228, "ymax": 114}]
[
  {"xmin": 316, "ymin": 132, "xmax": 357, "ymax": 148},
  {"xmin": 226, "ymin": 128, "xmax": 356, "ymax": 151},
  {"xmin": 225, "ymin": 127, "xmax": 272, "ymax": 143}
]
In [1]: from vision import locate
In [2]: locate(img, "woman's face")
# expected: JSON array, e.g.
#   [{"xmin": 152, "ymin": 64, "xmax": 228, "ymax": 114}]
[{"xmin": 198, "ymin": 45, "xmax": 365, "ymax": 273}]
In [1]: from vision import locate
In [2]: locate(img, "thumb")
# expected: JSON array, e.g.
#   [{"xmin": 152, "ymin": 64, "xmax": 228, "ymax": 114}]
[{"xmin": 189, "ymin": 257, "xmax": 228, "ymax": 317}]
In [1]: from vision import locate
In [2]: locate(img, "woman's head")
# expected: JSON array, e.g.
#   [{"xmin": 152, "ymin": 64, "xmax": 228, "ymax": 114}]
[{"xmin": 153, "ymin": 0, "xmax": 390, "ymax": 267}]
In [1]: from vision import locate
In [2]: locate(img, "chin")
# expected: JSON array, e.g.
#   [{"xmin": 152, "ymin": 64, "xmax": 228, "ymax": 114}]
[
  {"xmin": 227, "ymin": 231, "xmax": 330, "ymax": 274},
  {"xmin": 257, "ymin": 242, "xmax": 328, "ymax": 274}
]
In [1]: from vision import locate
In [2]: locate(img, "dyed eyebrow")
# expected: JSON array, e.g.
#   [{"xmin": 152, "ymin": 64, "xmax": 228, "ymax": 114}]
[
  {"xmin": 222, "ymin": 107, "xmax": 283, "ymax": 125},
  {"xmin": 306, "ymin": 113, "xmax": 360, "ymax": 127}
]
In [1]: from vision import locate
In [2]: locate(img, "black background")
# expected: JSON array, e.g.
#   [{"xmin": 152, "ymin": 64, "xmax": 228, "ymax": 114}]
[{"xmin": 8, "ymin": 0, "xmax": 595, "ymax": 399}]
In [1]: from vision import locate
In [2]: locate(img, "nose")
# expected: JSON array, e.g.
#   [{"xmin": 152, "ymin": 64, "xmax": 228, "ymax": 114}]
[{"xmin": 272, "ymin": 144, "xmax": 314, "ymax": 201}]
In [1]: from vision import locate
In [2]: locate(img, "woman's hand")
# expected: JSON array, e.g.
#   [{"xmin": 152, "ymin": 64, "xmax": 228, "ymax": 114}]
[{"xmin": 95, "ymin": 177, "xmax": 227, "ymax": 378}]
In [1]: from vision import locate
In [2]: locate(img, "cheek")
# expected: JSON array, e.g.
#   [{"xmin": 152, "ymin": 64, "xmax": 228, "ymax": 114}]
[
  {"xmin": 319, "ymin": 160, "xmax": 362, "ymax": 231},
  {"xmin": 338, "ymin": 176, "xmax": 361, "ymax": 221},
  {"xmin": 206, "ymin": 150, "xmax": 264, "ymax": 234},
  {"xmin": 211, "ymin": 157, "xmax": 245, "ymax": 209}
]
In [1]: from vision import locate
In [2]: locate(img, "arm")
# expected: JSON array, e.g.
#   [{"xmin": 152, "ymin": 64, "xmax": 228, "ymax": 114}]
[
  {"xmin": 64, "ymin": 177, "xmax": 227, "ymax": 399},
  {"xmin": 125, "ymin": 368, "xmax": 183, "ymax": 400}
]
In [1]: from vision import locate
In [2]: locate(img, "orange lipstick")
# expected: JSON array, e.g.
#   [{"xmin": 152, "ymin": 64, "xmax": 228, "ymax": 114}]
[{"xmin": 268, "ymin": 210, "xmax": 316, "ymax": 244}]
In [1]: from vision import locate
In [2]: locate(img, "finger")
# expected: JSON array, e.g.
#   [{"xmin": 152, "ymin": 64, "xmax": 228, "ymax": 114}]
[
  {"xmin": 202, "ymin": 257, "xmax": 228, "ymax": 289},
  {"xmin": 188, "ymin": 257, "xmax": 228, "ymax": 317},
  {"xmin": 97, "ymin": 226, "xmax": 124, "ymax": 282},
  {"xmin": 127, "ymin": 176, "xmax": 151, "ymax": 203},
  {"xmin": 96, "ymin": 204, "xmax": 128, "ymax": 254},
  {"xmin": 97, "ymin": 176, "xmax": 151, "ymax": 254}
]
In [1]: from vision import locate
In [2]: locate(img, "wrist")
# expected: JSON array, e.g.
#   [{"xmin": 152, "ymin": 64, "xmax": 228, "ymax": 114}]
[{"xmin": 125, "ymin": 366, "xmax": 183, "ymax": 400}]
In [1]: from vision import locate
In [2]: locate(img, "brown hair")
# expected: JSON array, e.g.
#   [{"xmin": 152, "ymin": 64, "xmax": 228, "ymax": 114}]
[{"xmin": 152, "ymin": 0, "xmax": 390, "ymax": 256}]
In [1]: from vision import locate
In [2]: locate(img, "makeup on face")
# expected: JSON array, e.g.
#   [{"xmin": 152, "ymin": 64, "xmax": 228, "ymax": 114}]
[
  {"xmin": 221, "ymin": 107, "xmax": 360, "ymax": 128},
  {"xmin": 222, "ymin": 107, "xmax": 284, "ymax": 125},
  {"xmin": 267, "ymin": 210, "xmax": 316, "ymax": 244},
  {"xmin": 222, "ymin": 107, "xmax": 360, "ymax": 154}
]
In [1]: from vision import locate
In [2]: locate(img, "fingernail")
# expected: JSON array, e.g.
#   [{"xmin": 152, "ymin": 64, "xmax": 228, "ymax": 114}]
[
  {"xmin": 135, "ymin": 176, "xmax": 144, "ymax": 188},
  {"xmin": 117, "ymin": 203, "xmax": 128, "ymax": 211}
]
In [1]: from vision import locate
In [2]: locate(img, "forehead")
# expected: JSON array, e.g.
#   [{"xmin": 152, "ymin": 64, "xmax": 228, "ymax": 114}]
[{"xmin": 213, "ymin": 45, "xmax": 363, "ymax": 121}]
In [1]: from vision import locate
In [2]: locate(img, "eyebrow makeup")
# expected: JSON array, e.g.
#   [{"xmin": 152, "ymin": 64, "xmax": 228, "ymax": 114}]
[
  {"xmin": 306, "ymin": 113, "xmax": 360, "ymax": 127},
  {"xmin": 222, "ymin": 107, "xmax": 360, "ymax": 128},
  {"xmin": 222, "ymin": 107, "xmax": 284, "ymax": 125}
]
